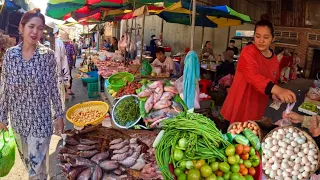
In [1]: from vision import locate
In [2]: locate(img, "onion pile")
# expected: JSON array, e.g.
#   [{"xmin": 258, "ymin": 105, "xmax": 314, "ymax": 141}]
[{"xmin": 262, "ymin": 127, "xmax": 319, "ymax": 180}]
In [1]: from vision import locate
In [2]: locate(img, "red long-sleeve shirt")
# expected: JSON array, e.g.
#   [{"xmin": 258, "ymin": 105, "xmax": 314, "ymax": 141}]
[{"xmin": 221, "ymin": 45, "xmax": 279, "ymax": 123}]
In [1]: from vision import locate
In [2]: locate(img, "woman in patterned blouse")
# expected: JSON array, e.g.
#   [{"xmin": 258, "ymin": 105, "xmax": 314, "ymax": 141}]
[{"xmin": 0, "ymin": 8, "xmax": 64, "ymax": 179}]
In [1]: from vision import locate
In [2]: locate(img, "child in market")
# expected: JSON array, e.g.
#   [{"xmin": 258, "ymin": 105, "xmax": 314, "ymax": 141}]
[{"xmin": 283, "ymin": 112, "xmax": 320, "ymax": 137}]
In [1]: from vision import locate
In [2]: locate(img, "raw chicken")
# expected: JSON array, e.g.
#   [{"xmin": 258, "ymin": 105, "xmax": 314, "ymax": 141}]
[{"xmin": 153, "ymin": 100, "xmax": 172, "ymax": 110}]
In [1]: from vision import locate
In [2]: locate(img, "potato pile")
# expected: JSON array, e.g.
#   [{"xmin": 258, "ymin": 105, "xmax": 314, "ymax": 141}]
[
  {"xmin": 71, "ymin": 109, "xmax": 104, "ymax": 124},
  {"xmin": 229, "ymin": 122, "xmax": 260, "ymax": 136}
]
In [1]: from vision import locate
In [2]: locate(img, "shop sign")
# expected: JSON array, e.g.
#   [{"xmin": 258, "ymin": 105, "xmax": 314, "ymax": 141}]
[{"xmin": 235, "ymin": 30, "xmax": 254, "ymax": 37}]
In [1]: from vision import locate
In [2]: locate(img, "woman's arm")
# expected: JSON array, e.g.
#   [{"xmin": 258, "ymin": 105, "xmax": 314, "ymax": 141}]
[
  {"xmin": 49, "ymin": 52, "xmax": 64, "ymax": 120},
  {"xmin": 0, "ymin": 51, "xmax": 9, "ymax": 126},
  {"xmin": 62, "ymin": 54, "xmax": 71, "ymax": 86}
]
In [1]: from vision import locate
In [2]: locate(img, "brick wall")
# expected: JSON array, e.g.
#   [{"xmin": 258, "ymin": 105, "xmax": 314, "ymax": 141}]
[{"xmin": 273, "ymin": 26, "xmax": 320, "ymax": 77}]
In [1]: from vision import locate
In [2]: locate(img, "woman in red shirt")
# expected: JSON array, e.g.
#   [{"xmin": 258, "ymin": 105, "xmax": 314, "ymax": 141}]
[{"xmin": 221, "ymin": 18, "xmax": 296, "ymax": 124}]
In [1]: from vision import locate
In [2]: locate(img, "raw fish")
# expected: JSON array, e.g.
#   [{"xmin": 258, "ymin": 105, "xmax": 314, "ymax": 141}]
[
  {"xmin": 164, "ymin": 86, "xmax": 178, "ymax": 94},
  {"xmin": 90, "ymin": 152, "xmax": 110, "ymax": 164},
  {"xmin": 75, "ymin": 157, "xmax": 96, "ymax": 167},
  {"xmin": 59, "ymin": 146, "xmax": 77, "ymax": 154},
  {"xmin": 65, "ymin": 136, "xmax": 79, "ymax": 146},
  {"xmin": 80, "ymin": 139, "xmax": 98, "ymax": 145},
  {"xmin": 99, "ymin": 160, "xmax": 119, "ymax": 171},
  {"xmin": 111, "ymin": 148, "xmax": 133, "ymax": 161},
  {"xmin": 119, "ymin": 146, "xmax": 142, "ymax": 167},
  {"xmin": 144, "ymin": 94, "xmax": 154, "ymax": 113},
  {"xmin": 77, "ymin": 144, "xmax": 97, "ymax": 151},
  {"xmin": 68, "ymin": 166, "xmax": 87, "ymax": 180},
  {"xmin": 113, "ymin": 145, "xmax": 129, "ymax": 154},
  {"xmin": 153, "ymin": 100, "xmax": 172, "ymax": 110},
  {"xmin": 77, "ymin": 168, "xmax": 92, "ymax": 180},
  {"xmin": 109, "ymin": 138, "xmax": 122, "ymax": 145},
  {"xmin": 137, "ymin": 89, "xmax": 152, "ymax": 98},
  {"xmin": 148, "ymin": 81, "xmax": 164, "ymax": 89},
  {"xmin": 160, "ymin": 92, "xmax": 175, "ymax": 100},
  {"xmin": 153, "ymin": 86, "xmax": 164, "ymax": 104},
  {"xmin": 91, "ymin": 166, "xmax": 102, "ymax": 180},
  {"xmin": 109, "ymin": 140, "xmax": 129, "ymax": 150},
  {"xmin": 79, "ymin": 150, "xmax": 99, "ymax": 158}
]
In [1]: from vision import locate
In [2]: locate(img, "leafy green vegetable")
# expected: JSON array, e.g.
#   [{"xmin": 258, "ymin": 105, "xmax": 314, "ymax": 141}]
[
  {"xmin": 115, "ymin": 96, "xmax": 140, "ymax": 126},
  {"xmin": 139, "ymin": 100, "xmax": 147, "ymax": 118},
  {"xmin": 173, "ymin": 95, "xmax": 188, "ymax": 112}
]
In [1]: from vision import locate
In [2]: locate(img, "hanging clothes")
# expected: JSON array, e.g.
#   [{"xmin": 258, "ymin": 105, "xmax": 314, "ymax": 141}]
[{"xmin": 183, "ymin": 51, "xmax": 200, "ymax": 109}]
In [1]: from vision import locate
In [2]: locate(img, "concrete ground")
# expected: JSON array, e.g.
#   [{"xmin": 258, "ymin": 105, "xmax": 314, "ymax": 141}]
[{"xmin": 1, "ymin": 58, "xmax": 100, "ymax": 180}]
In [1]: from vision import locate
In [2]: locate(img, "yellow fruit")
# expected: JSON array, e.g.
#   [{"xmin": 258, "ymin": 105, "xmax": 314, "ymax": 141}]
[
  {"xmin": 112, "ymin": 92, "xmax": 117, "ymax": 98},
  {"xmin": 109, "ymin": 90, "xmax": 115, "ymax": 94},
  {"xmin": 151, "ymin": 72, "xmax": 157, "ymax": 77}
]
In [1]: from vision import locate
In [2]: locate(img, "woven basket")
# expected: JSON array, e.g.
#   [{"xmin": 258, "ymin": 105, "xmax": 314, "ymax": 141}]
[
  {"xmin": 262, "ymin": 126, "xmax": 320, "ymax": 180},
  {"xmin": 227, "ymin": 121, "xmax": 262, "ymax": 141},
  {"xmin": 66, "ymin": 101, "xmax": 109, "ymax": 127}
]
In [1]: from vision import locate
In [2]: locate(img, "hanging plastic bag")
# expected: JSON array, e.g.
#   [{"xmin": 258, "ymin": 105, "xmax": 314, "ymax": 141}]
[
  {"xmin": 275, "ymin": 103, "xmax": 295, "ymax": 126},
  {"xmin": 141, "ymin": 60, "xmax": 152, "ymax": 76},
  {"xmin": 174, "ymin": 76, "xmax": 200, "ymax": 109},
  {"xmin": 0, "ymin": 128, "xmax": 16, "ymax": 177}
]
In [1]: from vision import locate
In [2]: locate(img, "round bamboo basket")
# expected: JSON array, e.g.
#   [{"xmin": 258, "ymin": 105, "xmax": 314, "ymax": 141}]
[
  {"xmin": 227, "ymin": 121, "xmax": 262, "ymax": 141},
  {"xmin": 262, "ymin": 126, "xmax": 320, "ymax": 180}
]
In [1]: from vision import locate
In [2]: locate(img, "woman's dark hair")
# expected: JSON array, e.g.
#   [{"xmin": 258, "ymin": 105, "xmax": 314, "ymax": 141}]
[
  {"xmin": 20, "ymin": 8, "xmax": 45, "ymax": 27},
  {"xmin": 151, "ymin": 35, "xmax": 156, "ymax": 39},
  {"xmin": 204, "ymin": 41, "xmax": 210, "ymax": 47},
  {"xmin": 276, "ymin": 48, "xmax": 284, "ymax": 55},
  {"xmin": 112, "ymin": 37, "xmax": 118, "ymax": 43},
  {"xmin": 156, "ymin": 47, "xmax": 165, "ymax": 54},
  {"xmin": 230, "ymin": 40, "xmax": 235, "ymax": 43},
  {"xmin": 247, "ymin": 42, "xmax": 253, "ymax": 46},
  {"xmin": 254, "ymin": 14, "xmax": 274, "ymax": 37}
]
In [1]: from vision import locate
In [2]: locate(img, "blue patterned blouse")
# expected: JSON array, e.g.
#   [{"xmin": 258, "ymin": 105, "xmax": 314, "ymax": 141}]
[{"xmin": 0, "ymin": 42, "xmax": 63, "ymax": 138}]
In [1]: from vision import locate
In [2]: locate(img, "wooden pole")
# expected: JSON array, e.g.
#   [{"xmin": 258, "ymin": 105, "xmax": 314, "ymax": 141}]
[
  {"xmin": 139, "ymin": 9, "xmax": 146, "ymax": 79},
  {"xmin": 190, "ymin": 0, "xmax": 196, "ymax": 50}
]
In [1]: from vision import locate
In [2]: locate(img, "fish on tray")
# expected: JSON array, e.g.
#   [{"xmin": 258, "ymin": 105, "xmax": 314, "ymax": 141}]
[
  {"xmin": 99, "ymin": 160, "xmax": 119, "ymax": 171},
  {"xmin": 76, "ymin": 144, "xmax": 97, "ymax": 151},
  {"xmin": 153, "ymin": 100, "xmax": 172, "ymax": 110},
  {"xmin": 68, "ymin": 166, "xmax": 87, "ymax": 180},
  {"xmin": 79, "ymin": 150, "xmax": 99, "ymax": 158},
  {"xmin": 75, "ymin": 157, "xmax": 96, "ymax": 167},
  {"xmin": 64, "ymin": 136, "xmax": 79, "ymax": 146},
  {"xmin": 111, "ymin": 148, "xmax": 133, "ymax": 161},
  {"xmin": 77, "ymin": 168, "xmax": 92, "ymax": 180},
  {"xmin": 90, "ymin": 152, "xmax": 110, "ymax": 164},
  {"xmin": 119, "ymin": 146, "xmax": 142, "ymax": 167},
  {"xmin": 91, "ymin": 166, "xmax": 102, "ymax": 180},
  {"xmin": 109, "ymin": 138, "xmax": 123, "ymax": 145},
  {"xmin": 80, "ymin": 139, "xmax": 99, "ymax": 145},
  {"xmin": 59, "ymin": 146, "xmax": 77, "ymax": 155},
  {"xmin": 109, "ymin": 139, "xmax": 129, "ymax": 150},
  {"xmin": 113, "ymin": 145, "xmax": 129, "ymax": 154}
]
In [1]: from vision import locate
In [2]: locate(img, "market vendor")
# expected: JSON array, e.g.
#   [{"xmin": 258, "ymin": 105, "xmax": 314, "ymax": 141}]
[
  {"xmin": 152, "ymin": 47, "xmax": 175, "ymax": 76},
  {"xmin": 0, "ymin": 8, "xmax": 64, "ymax": 179},
  {"xmin": 284, "ymin": 112, "xmax": 320, "ymax": 137},
  {"xmin": 201, "ymin": 41, "xmax": 214, "ymax": 60},
  {"xmin": 109, "ymin": 37, "xmax": 118, "ymax": 52},
  {"xmin": 221, "ymin": 16, "xmax": 296, "ymax": 125}
]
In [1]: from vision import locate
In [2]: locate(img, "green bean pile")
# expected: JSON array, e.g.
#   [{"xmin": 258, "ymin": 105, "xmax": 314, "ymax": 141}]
[
  {"xmin": 115, "ymin": 96, "xmax": 140, "ymax": 126},
  {"xmin": 155, "ymin": 113, "xmax": 231, "ymax": 180}
]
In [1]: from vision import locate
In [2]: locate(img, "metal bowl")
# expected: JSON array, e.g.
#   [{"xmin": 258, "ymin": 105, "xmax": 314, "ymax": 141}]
[{"xmin": 112, "ymin": 95, "xmax": 141, "ymax": 129}]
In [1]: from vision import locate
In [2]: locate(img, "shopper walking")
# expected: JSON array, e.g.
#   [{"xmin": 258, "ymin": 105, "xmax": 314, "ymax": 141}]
[{"xmin": 0, "ymin": 8, "xmax": 64, "ymax": 179}]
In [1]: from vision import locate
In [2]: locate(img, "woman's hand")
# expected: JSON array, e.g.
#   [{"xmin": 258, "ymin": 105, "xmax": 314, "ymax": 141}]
[
  {"xmin": 0, "ymin": 122, "xmax": 8, "ymax": 131},
  {"xmin": 282, "ymin": 111, "xmax": 304, "ymax": 123},
  {"xmin": 309, "ymin": 116, "xmax": 320, "ymax": 137},
  {"xmin": 272, "ymin": 94, "xmax": 281, "ymax": 101},
  {"xmin": 271, "ymin": 85, "xmax": 296, "ymax": 103},
  {"xmin": 54, "ymin": 118, "xmax": 65, "ymax": 135}
]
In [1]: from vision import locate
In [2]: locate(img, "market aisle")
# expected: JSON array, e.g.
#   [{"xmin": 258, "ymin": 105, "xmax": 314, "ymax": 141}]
[{"xmin": 1, "ymin": 57, "xmax": 100, "ymax": 180}]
